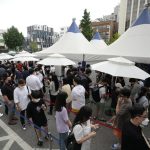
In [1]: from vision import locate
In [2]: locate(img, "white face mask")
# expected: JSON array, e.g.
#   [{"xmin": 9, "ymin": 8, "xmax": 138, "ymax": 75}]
[
  {"xmin": 33, "ymin": 98, "xmax": 40, "ymax": 103},
  {"xmin": 142, "ymin": 118, "xmax": 149, "ymax": 126}
]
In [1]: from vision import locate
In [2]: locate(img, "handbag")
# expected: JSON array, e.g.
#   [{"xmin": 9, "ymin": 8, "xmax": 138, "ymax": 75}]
[{"xmin": 65, "ymin": 125, "xmax": 82, "ymax": 150}]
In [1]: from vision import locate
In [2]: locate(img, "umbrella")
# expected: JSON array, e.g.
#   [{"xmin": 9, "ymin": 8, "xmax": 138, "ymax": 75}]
[
  {"xmin": 37, "ymin": 53, "xmax": 75, "ymax": 66},
  {"xmin": 14, "ymin": 50, "xmax": 36, "ymax": 58},
  {"xmin": 11, "ymin": 57, "xmax": 39, "ymax": 62},
  {"xmin": 0, "ymin": 53, "xmax": 13, "ymax": 60},
  {"xmin": 91, "ymin": 57, "xmax": 150, "ymax": 80}
]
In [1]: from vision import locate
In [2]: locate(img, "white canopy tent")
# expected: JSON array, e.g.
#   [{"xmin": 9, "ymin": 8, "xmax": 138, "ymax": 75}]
[
  {"xmin": 11, "ymin": 57, "xmax": 39, "ymax": 62},
  {"xmin": 35, "ymin": 19, "xmax": 102, "ymax": 64},
  {"xmin": 0, "ymin": 53, "xmax": 13, "ymax": 60},
  {"xmin": 91, "ymin": 57, "xmax": 150, "ymax": 80},
  {"xmin": 90, "ymin": 31, "xmax": 107, "ymax": 49},
  {"xmin": 37, "ymin": 54, "xmax": 75, "ymax": 66},
  {"xmin": 98, "ymin": 5, "xmax": 150, "ymax": 64}
]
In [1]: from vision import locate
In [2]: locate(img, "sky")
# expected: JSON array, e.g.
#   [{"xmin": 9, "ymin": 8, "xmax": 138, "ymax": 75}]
[{"xmin": 0, "ymin": 0, "xmax": 120, "ymax": 36}]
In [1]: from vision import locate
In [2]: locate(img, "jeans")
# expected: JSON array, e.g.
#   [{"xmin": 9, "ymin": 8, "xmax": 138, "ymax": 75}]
[
  {"xmin": 20, "ymin": 110, "xmax": 26, "ymax": 126},
  {"xmin": 59, "ymin": 132, "xmax": 68, "ymax": 150}
]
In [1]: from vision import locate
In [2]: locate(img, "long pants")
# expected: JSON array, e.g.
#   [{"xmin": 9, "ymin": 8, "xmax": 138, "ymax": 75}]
[
  {"xmin": 20, "ymin": 110, "xmax": 26, "ymax": 126},
  {"xmin": 49, "ymin": 95, "xmax": 57, "ymax": 114},
  {"xmin": 7, "ymin": 101, "xmax": 15, "ymax": 122},
  {"xmin": 59, "ymin": 132, "xmax": 68, "ymax": 150}
]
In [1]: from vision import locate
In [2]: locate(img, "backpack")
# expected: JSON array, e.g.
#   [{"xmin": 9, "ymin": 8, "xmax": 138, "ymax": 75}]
[
  {"xmin": 65, "ymin": 124, "xmax": 82, "ymax": 150},
  {"xmin": 91, "ymin": 85, "xmax": 104, "ymax": 102}
]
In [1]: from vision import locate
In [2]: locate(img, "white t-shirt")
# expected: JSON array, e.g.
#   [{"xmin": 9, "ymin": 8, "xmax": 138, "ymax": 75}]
[
  {"xmin": 73, "ymin": 120, "xmax": 91, "ymax": 150},
  {"xmin": 26, "ymin": 74, "xmax": 43, "ymax": 90},
  {"xmin": 36, "ymin": 73, "xmax": 43, "ymax": 82},
  {"xmin": 99, "ymin": 84, "xmax": 106, "ymax": 103},
  {"xmin": 14, "ymin": 86, "xmax": 30, "ymax": 110},
  {"xmin": 71, "ymin": 85, "xmax": 85, "ymax": 110}
]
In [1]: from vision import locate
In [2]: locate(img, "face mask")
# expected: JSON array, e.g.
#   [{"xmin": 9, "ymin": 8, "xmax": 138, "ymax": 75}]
[
  {"xmin": 19, "ymin": 86, "xmax": 24, "ymax": 89},
  {"xmin": 36, "ymin": 71, "xmax": 39, "ymax": 74},
  {"xmin": 141, "ymin": 118, "xmax": 149, "ymax": 126},
  {"xmin": 33, "ymin": 98, "xmax": 40, "ymax": 103}
]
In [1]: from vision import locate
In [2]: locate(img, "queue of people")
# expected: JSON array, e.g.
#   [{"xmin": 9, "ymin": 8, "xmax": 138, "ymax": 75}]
[{"xmin": 0, "ymin": 60, "xmax": 149, "ymax": 150}]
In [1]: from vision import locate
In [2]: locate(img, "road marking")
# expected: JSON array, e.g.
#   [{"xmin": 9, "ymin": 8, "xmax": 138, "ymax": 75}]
[
  {"xmin": 0, "ymin": 119, "xmax": 33, "ymax": 150},
  {"xmin": 3, "ymin": 139, "xmax": 14, "ymax": 150}
]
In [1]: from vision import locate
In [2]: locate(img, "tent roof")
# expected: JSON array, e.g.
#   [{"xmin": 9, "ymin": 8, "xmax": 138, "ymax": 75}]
[
  {"xmin": 92, "ymin": 31, "xmax": 102, "ymax": 40},
  {"xmin": 90, "ymin": 31, "xmax": 107, "ymax": 49},
  {"xmin": 35, "ymin": 19, "xmax": 101, "ymax": 63},
  {"xmin": 132, "ymin": 5, "xmax": 150, "ymax": 27},
  {"xmin": 67, "ymin": 19, "xmax": 80, "ymax": 33},
  {"xmin": 98, "ymin": 6, "xmax": 150, "ymax": 64}
]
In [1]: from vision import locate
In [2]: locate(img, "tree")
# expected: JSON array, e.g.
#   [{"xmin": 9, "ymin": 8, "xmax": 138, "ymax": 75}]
[
  {"xmin": 79, "ymin": 9, "xmax": 93, "ymax": 41},
  {"xmin": 107, "ymin": 32, "xmax": 120, "ymax": 45},
  {"xmin": 29, "ymin": 41, "xmax": 38, "ymax": 52},
  {"xmin": 3, "ymin": 26, "xmax": 24, "ymax": 51}
]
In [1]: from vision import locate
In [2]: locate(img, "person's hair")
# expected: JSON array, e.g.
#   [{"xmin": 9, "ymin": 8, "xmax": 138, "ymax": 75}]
[
  {"xmin": 62, "ymin": 78, "xmax": 68, "ymax": 85},
  {"xmin": 129, "ymin": 78, "xmax": 136, "ymax": 83},
  {"xmin": 51, "ymin": 74, "xmax": 59, "ymax": 91},
  {"xmin": 120, "ymin": 88, "xmax": 131, "ymax": 98},
  {"xmin": 73, "ymin": 76, "xmax": 81, "ymax": 85},
  {"xmin": 136, "ymin": 87, "xmax": 148, "ymax": 103},
  {"xmin": 73, "ymin": 106, "xmax": 92, "ymax": 126},
  {"xmin": 85, "ymin": 68, "xmax": 91, "ymax": 75},
  {"xmin": 129, "ymin": 104, "xmax": 146, "ymax": 119},
  {"xmin": 29, "ymin": 68, "xmax": 34, "ymax": 75},
  {"xmin": 31, "ymin": 90, "xmax": 41, "ymax": 99},
  {"xmin": 55, "ymin": 92, "xmax": 68, "ymax": 112},
  {"xmin": 80, "ymin": 67, "xmax": 85, "ymax": 73},
  {"xmin": 18, "ymin": 79, "xmax": 25, "ymax": 85}
]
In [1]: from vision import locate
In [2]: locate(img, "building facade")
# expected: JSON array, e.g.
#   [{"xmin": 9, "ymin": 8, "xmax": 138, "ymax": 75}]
[
  {"xmin": 27, "ymin": 25, "xmax": 55, "ymax": 50},
  {"xmin": 91, "ymin": 20, "xmax": 118, "ymax": 42},
  {"xmin": 0, "ymin": 30, "xmax": 7, "ymax": 51},
  {"xmin": 119, "ymin": 0, "xmax": 150, "ymax": 34}
]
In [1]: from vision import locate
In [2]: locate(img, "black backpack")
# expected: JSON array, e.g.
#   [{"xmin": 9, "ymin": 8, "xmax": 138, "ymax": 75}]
[{"xmin": 91, "ymin": 85, "xmax": 104, "ymax": 102}]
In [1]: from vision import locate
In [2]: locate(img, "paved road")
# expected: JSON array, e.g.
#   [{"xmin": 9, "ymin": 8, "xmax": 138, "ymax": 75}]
[{"xmin": 0, "ymin": 101, "xmax": 150, "ymax": 150}]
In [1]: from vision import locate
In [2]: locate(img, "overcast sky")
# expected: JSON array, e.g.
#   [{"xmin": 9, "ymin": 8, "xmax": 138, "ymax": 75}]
[{"xmin": 0, "ymin": 0, "xmax": 120, "ymax": 36}]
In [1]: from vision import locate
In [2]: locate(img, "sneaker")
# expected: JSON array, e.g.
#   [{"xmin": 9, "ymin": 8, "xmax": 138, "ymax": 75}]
[
  {"xmin": 37, "ymin": 140, "xmax": 43, "ymax": 146},
  {"xmin": 0, "ymin": 113, "xmax": 3, "ymax": 117},
  {"xmin": 111, "ymin": 143, "xmax": 121, "ymax": 150},
  {"xmin": 22, "ymin": 125, "xmax": 26, "ymax": 130}
]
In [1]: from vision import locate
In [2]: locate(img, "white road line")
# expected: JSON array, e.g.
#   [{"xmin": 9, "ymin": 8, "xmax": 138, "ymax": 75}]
[
  {"xmin": 0, "ymin": 136, "xmax": 10, "ymax": 141},
  {"xmin": 0, "ymin": 119, "xmax": 33, "ymax": 150},
  {"xmin": 3, "ymin": 139, "xmax": 14, "ymax": 150}
]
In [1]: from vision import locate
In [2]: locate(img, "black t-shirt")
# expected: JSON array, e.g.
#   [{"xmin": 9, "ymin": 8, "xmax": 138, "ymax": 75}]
[
  {"xmin": 121, "ymin": 121, "xmax": 150, "ymax": 150},
  {"xmin": 1, "ymin": 83, "xmax": 14, "ymax": 100},
  {"xmin": 26, "ymin": 99, "xmax": 47, "ymax": 127}
]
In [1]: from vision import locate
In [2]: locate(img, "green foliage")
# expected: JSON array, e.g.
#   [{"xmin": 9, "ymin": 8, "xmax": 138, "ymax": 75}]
[
  {"xmin": 79, "ymin": 9, "xmax": 93, "ymax": 41},
  {"xmin": 29, "ymin": 41, "xmax": 38, "ymax": 52},
  {"xmin": 3, "ymin": 26, "xmax": 24, "ymax": 51},
  {"xmin": 107, "ymin": 32, "xmax": 120, "ymax": 45}
]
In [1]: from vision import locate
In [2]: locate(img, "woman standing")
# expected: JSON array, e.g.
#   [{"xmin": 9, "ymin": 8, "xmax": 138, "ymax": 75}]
[
  {"xmin": 48, "ymin": 74, "xmax": 59, "ymax": 115},
  {"xmin": 55, "ymin": 92, "xmax": 72, "ymax": 150},
  {"xmin": 73, "ymin": 106, "xmax": 99, "ymax": 150}
]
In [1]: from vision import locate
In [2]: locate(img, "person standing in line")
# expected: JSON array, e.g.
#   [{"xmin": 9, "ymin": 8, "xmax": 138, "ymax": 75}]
[
  {"xmin": 71, "ymin": 77, "xmax": 85, "ymax": 114},
  {"xmin": 14, "ymin": 79, "xmax": 30, "ymax": 130},
  {"xmin": 47, "ymin": 74, "xmax": 59, "ymax": 115},
  {"xmin": 1, "ymin": 75, "xmax": 17, "ymax": 125},
  {"xmin": 121, "ymin": 104, "xmax": 150, "ymax": 150},
  {"xmin": 26, "ymin": 91, "xmax": 48, "ymax": 147},
  {"xmin": 61, "ymin": 78, "xmax": 72, "ymax": 112},
  {"xmin": 73, "ymin": 106, "xmax": 99, "ymax": 150},
  {"xmin": 55, "ymin": 92, "xmax": 72, "ymax": 150}
]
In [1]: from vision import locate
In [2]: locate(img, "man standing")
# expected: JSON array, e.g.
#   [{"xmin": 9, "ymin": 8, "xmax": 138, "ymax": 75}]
[
  {"xmin": 26, "ymin": 69, "xmax": 43, "ymax": 94},
  {"xmin": 1, "ymin": 75, "xmax": 17, "ymax": 125},
  {"xmin": 121, "ymin": 104, "xmax": 150, "ymax": 150}
]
